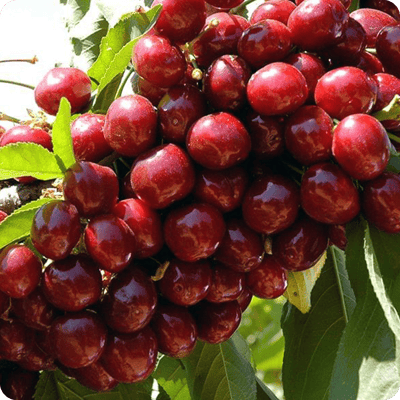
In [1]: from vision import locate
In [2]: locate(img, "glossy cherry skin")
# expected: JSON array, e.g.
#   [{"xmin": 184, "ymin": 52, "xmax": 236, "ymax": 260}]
[
  {"xmin": 63, "ymin": 161, "xmax": 119, "ymax": 217},
  {"xmin": 42, "ymin": 254, "xmax": 102, "ymax": 312},
  {"xmin": 104, "ymin": 94, "xmax": 157, "ymax": 157},
  {"xmin": 164, "ymin": 203, "xmax": 226, "ymax": 262},
  {"xmin": 0, "ymin": 319, "xmax": 34, "ymax": 361},
  {"xmin": 351, "ymin": 50, "xmax": 385, "ymax": 74},
  {"xmin": 247, "ymin": 62, "xmax": 308, "ymax": 116},
  {"xmin": 191, "ymin": 12, "xmax": 250, "ymax": 67},
  {"xmin": 31, "ymin": 200, "xmax": 81, "ymax": 260},
  {"xmin": 34, "ymin": 67, "xmax": 91, "ymax": 115},
  {"xmin": 1, "ymin": 368, "xmax": 39, "ymax": 400},
  {"xmin": 328, "ymin": 224, "xmax": 348, "ymax": 250},
  {"xmin": 203, "ymin": 55, "xmax": 251, "ymax": 112},
  {"xmin": 214, "ymin": 218, "xmax": 264, "ymax": 272},
  {"xmin": 101, "ymin": 265, "xmax": 157, "ymax": 333},
  {"xmin": 332, "ymin": 114, "xmax": 390, "ymax": 181},
  {"xmin": 242, "ymin": 174, "xmax": 300, "ymax": 235},
  {"xmin": 273, "ymin": 216, "xmax": 329, "ymax": 271},
  {"xmin": 205, "ymin": 0, "xmax": 243, "ymax": 8},
  {"xmin": 186, "ymin": 112, "xmax": 251, "ymax": 170},
  {"xmin": 132, "ymin": 34, "xmax": 186, "ymax": 88},
  {"xmin": 70, "ymin": 114, "xmax": 112, "ymax": 162},
  {"xmin": 130, "ymin": 143, "xmax": 195, "ymax": 209},
  {"xmin": 191, "ymin": 300, "xmax": 241, "ymax": 344},
  {"xmin": 301, "ymin": 162, "xmax": 361, "ymax": 225},
  {"xmin": 314, "ymin": 67, "xmax": 378, "ymax": 120},
  {"xmin": 238, "ymin": 19, "xmax": 292, "ymax": 70},
  {"xmin": 100, "ymin": 325, "xmax": 158, "ymax": 383},
  {"xmin": 362, "ymin": 172, "xmax": 400, "ymax": 233},
  {"xmin": 84, "ymin": 214, "xmax": 136, "ymax": 273},
  {"xmin": 237, "ymin": 288, "xmax": 252, "ymax": 312},
  {"xmin": 250, "ymin": 0, "xmax": 296, "ymax": 25},
  {"xmin": 158, "ymin": 84, "xmax": 206, "ymax": 143},
  {"xmin": 113, "ymin": 198, "xmax": 164, "ymax": 258},
  {"xmin": 376, "ymin": 24, "xmax": 400, "ymax": 78},
  {"xmin": 193, "ymin": 166, "xmax": 248, "ymax": 213},
  {"xmin": 287, "ymin": 0, "xmax": 349, "ymax": 51},
  {"xmin": 17, "ymin": 339, "xmax": 55, "ymax": 372},
  {"xmin": 158, "ymin": 258, "xmax": 212, "ymax": 306},
  {"xmin": 366, "ymin": 0, "xmax": 400, "ymax": 20},
  {"xmin": 246, "ymin": 255, "xmax": 288, "ymax": 299},
  {"xmin": 151, "ymin": 302, "xmax": 198, "ymax": 358},
  {"xmin": 50, "ymin": 310, "xmax": 107, "ymax": 369},
  {"xmin": 206, "ymin": 262, "xmax": 245, "ymax": 303},
  {"xmin": 0, "ymin": 244, "xmax": 42, "ymax": 299},
  {"xmin": 284, "ymin": 105, "xmax": 333, "ymax": 166}
]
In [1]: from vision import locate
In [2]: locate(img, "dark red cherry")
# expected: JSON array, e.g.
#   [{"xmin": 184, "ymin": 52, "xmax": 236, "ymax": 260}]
[
  {"xmin": 133, "ymin": 75, "xmax": 168, "ymax": 106},
  {"xmin": 250, "ymin": 0, "xmax": 296, "ymax": 25},
  {"xmin": 151, "ymin": 302, "xmax": 198, "ymax": 358},
  {"xmin": 31, "ymin": 200, "xmax": 81, "ymax": 260},
  {"xmin": 84, "ymin": 214, "xmax": 136, "ymax": 273},
  {"xmin": 186, "ymin": 112, "xmax": 251, "ymax": 170},
  {"xmin": 113, "ymin": 198, "xmax": 164, "ymax": 259},
  {"xmin": 273, "ymin": 216, "xmax": 329, "ymax": 271},
  {"xmin": 0, "ymin": 244, "xmax": 42, "ymax": 299},
  {"xmin": 1, "ymin": 368, "xmax": 39, "ymax": 400},
  {"xmin": 328, "ymin": 224, "xmax": 348, "ymax": 250},
  {"xmin": 351, "ymin": 50, "xmax": 385, "ymax": 74},
  {"xmin": 17, "ymin": 340, "xmax": 55, "ymax": 372},
  {"xmin": 62, "ymin": 161, "xmax": 119, "ymax": 217},
  {"xmin": 376, "ymin": 24, "xmax": 400, "ymax": 78},
  {"xmin": 34, "ymin": 67, "xmax": 92, "ymax": 115},
  {"xmin": 332, "ymin": 114, "xmax": 390, "ymax": 181},
  {"xmin": 130, "ymin": 143, "xmax": 195, "ymax": 209},
  {"xmin": 365, "ymin": 0, "xmax": 400, "ymax": 21},
  {"xmin": 237, "ymin": 288, "xmax": 252, "ymax": 312},
  {"xmin": 191, "ymin": 300, "xmax": 241, "ymax": 344},
  {"xmin": 42, "ymin": 254, "xmax": 102, "ymax": 312},
  {"xmin": 158, "ymin": 259, "xmax": 212, "ymax": 306},
  {"xmin": 301, "ymin": 162, "xmax": 361, "ymax": 224},
  {"xmin": 246, "ymin": 255, "xmax": 288, "ymax": 298},
  {"xmin": 0, "ymin": 291, "xmax": 10, "ymax": 317},
  {"xmin": 0, "ymin": 319, "xmax": 34, "ymax": 361},
  {"xmin": 101, "ymin": 265, "xmax": 157, "ymax": 333},
  {"xmin": 205, "ymin": 0, "xmax": 244, "ymax": 9},
  {"xmin": 50, "ymin": 310, "xmax": 107, "ymax": 369},
  {"xmin": 242, "ymin": 174, "xmax": 300, "ymax": 235},
  {"xmin": 100, "ymin": 325, "xmax": 158, "ymax": 383},
  {"xmin": 103, "ymin": 94, "xmax": 157, "ymax": 157},
  {"xmin": 164, "ymin": 203, "xmax": 226, "ymax": 262},
  {"xmin": 72, "ymin": 361, "xmax": 118, "ymax": 392}
]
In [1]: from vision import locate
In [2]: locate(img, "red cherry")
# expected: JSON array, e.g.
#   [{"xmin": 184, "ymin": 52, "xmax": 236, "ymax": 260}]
[
  {"xmin": 71, "ymin": 361, "xmax": 118, "ymax": 392},
  {"xmin": 0, "ymin": 319, "xmax": 34, "ymax": 362},
  {"xmin": 376, "ymin": 24, "xmax": 400, "ymax": 78},
  {"xmin": 250, "ymin": 0, "xmax": 296, "ymax": 25},
  {"xmin": 328, "ymin": 224, "xmax": 348, "ymax": 250},
  {"xmin": 1, "ymin": 368, "xmax": 39, "ymax": 400}
]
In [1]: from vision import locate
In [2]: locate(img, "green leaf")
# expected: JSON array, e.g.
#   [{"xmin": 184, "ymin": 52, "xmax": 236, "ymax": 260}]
[
  {"xmin": 52, "ymin": 98, "xmax": 77, "ymax": 172},
  {"xmin": 387, "ymin": 153, "xmax": 400, "ymax": 173},
  {"xmin": 92, "ymin": 73, "xmax": 124, "ymax": 113},
  {"xmin": 35, "ymin": 371, "xmax": 59, "ymax": 400},
  {"xmin": 0, "ymin": 143, "xmax": 64, "ymax": 181},
  {"xmin": 182, "ymin": 339, "xmax": 257, "ymax": 400},
  {"xmin": 281, "ymin": 246, "xmax": 356, "ymax": 400},
  {"xmin": 255, "ymin": 377, "xmax": 281, "ymax": 400},
  {"xmin": 0, "ymin": 198, "xmax": 54, "ymax": 250}
]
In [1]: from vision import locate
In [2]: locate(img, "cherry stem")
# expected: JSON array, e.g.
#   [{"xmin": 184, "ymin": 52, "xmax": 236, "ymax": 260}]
[
  {"xmin": 230, "ymin": 0, "xmax": 259, "ymax": 14},
  {"xmin": 373, "ymin": 94, "xmax": 400, "ymax": 122},
  {"xmin": 0, "ymin": 79, "xmax": 35, "ymax": 90},
  {"xmin": 388, "ymin": 133, "xmax": 400, "ymax": 144},
  {"xmin": 281, "ymin": 160, "xmax": 305, "ymax": 176},
  {"xmin": 0, "ymin": 112, "xmax": 20, "ymax": 123},
  {"xmin": 0, "ymin": 56, "xmax": 38, "ymax": 64}
]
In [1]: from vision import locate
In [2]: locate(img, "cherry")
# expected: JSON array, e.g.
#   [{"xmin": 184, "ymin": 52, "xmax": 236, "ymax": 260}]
[
  {"xmin": 365, "ymin": 0, "xmax": 400, "ymax": 20},
  {"xmin": 158, "ymin": 84, "xmax": 206, "ymax": 143},
  {"xmin": 332, "ymin": 114, "xmax": 390, "ymax": 181},
  {"xmin": 0, "ymin": 210, "xmax": 7, "ymax": 223},
  {"xmin": 34, "ymin": 67, "xmax": 92, "ymax": 115},
  {"xmin": 72, "ymin": 361, "xmax": 119, "ymax": 392},
  {"xmin": 250, "ymin": 0, "xmax": 296, "ymax": 25},
  {"xmin": 17, "ymin": 340, "xmax": 55, "ymax": 372},
  {"xmin": 113, "ymin": 198, "xmax": 164, "ymax": 259},
  {"xmin": 301, "ymin": 162, "xmax": 360, "ymax": 225},
  {"xmin": 70, "ymin": 113, "xmax": 112, "ymax": 162},
  {"xmin": 157, "ymin": 258, "xmax": 212, "ymax": 306},
  {"xmin": 214, "ymin": 218, "xmax": 264, "ymax": 272},
  {"xmin": 376, "ymin": 24, "xmax": 400, "ymax": 78},
  {"xmin": 42, "ymin": 254, "xmax": 102, "ymax": 312},
  {"xmin": 132, "ymin": 34, "xmax": 186, "ymax": 88},
  {"xmin": 284, "ymin": 105, "xmax": 333, "ymax": 166},
  {"xmin": 237, "ymin": 19, "xmax": 292, "ymax": 70},
  {"xmin": 50, "ymin": 310, "xmax": 107, "ymax": 369},
  {"xmin": 101, "ymin": 265, "xmax": 157, "ymax": 333},
  {"xmin": 103, "ymin": 94, "xmax": 157, "ymax": 157},
  {"xmin": 193, "ymin": 166, "xmax": 249, "ymax": 213},
  {"xmin": 314, "ymin": 66, "xmax": 378, "ymax": 120},
  {"xmin": 351, "ymin": 50, "xmax": 385, "ymax": 74},
  {"xmin": 0, "ymin": 319, "xmax": 34, "ymax": 362},
  {"xmin": 31, "ymin": 200, "xmax": 81, "ymax": 260},
  {"xmin": 273, "ymin": 215, "xmax": 329, "ymax": 271},
  {"xmin": 242, "ymin": 174, "xmax": 300, "ymax": 235},
  {"xmin": 0, "ymin": 244, "xmax": 42, "ymax": 299},
  {"xmin": 133, "ymin": 75, "xmax": 168, "ymax": 106},
  {"xmin": 205, "ymin": 0, "xmax": 244, "ymax": 9},
  {"xmin": 1, "ymin": 368, "xmax": 39, "ymax": 400},
  {"xmin": 237, "ymin": 288, "xmax": 252, "ymax": 312},
  {"xmin": 151, "ymin": 302, "xmax": 198, "ymax": 358},
  {"xmin": 100, "ymin": 325, "xmax": 158, "ymax": 383},
  {"xmin": 191, "ymin": 300, "xmax": 241, "ymax": 344},
  {"xmin": 362, "ymin": 172, "xmax": 400, "ymax": 233},
  {"xmin": 84, "ymin": 214, "xmax": 136, "ymax": 273},
  {"xmin": 203, "ymin": 55, "xmax": 251, "ymax": 112},
  {"xmin": 164, "ymin": 203, "xmax": 226, "ymax": 262},
  {"xmin": 62, "ymin": 161, "xmax": 119, "ymax": 217},
  {"xmin": 0, "ymin": 291, "xmax": 10, "ymax": 317},
  {"xmin": 186, "ymin": 112, "xmax": 251, "ymax": 170},
  {"xmin": 247, "ymin": 62, "xmax": 308, "ymax": 116},
  {"xmin": 287, "ymin": 0, "xmax": 349, "ymax": 51},
  {"xmin": 246, "ymin": 255, "xmax": 288, "ymax": 299},
  {"xmin": 130, "ymin": 143, "xmax": 195, "ymax": 209},
  {"xmin": 328, "ymin": 224, "xmax": 348, "ymax": 250}
]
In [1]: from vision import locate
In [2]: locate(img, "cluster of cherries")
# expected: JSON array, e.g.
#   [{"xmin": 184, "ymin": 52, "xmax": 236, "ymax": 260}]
[{"xmin": 1, "ymin": 0, "xmax": 400, "ymax": 397}]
